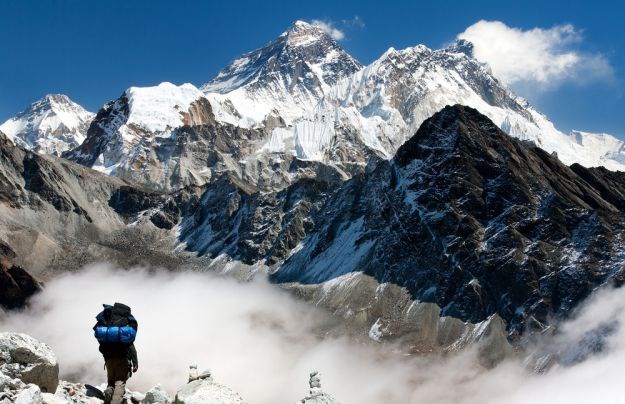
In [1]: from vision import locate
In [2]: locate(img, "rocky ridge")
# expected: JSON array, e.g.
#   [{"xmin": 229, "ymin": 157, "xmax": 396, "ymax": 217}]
[
  {"xmin": 61, "ymin": 81, "xmax": 364, "ymax": 193},
  {"xmin": 274, "ymin": 105, "xmax": 625, "ymax": 335}
]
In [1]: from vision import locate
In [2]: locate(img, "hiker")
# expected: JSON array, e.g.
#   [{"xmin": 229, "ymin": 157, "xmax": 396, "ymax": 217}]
[{"xmin": 93, "ymin": 302, "xmax": 139, "ymax": 404}]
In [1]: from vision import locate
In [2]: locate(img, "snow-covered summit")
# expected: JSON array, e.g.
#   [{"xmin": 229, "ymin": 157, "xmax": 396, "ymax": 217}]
[
  {"xmin": 0, "ymin": 94, "xmax": 94, "ymax": 155},
  {"xmin": 282, "ymin": 20, "xmax": 331, "ymax": 47},
  {"xmin": 446, "ymin": 39, "xmax": 475, "ymax": 58},
  {"xmin": 63, "ymin": 82, "xmax": 213, "ymax": 180},
  {"xmin": 201, "ymin": 20, "xmax": 362, "ymax": 128},
  {"xmin": 124, "ymin": 82, "xmax": 206, "ymax": 132}
]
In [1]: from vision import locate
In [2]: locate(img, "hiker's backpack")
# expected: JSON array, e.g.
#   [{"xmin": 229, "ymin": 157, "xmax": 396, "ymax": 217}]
[{"xmin": 93, "ymin": 302, "xmax": 138, "ymax": 345}]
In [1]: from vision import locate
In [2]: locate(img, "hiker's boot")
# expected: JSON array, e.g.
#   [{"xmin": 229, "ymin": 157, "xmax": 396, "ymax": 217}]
[{"xmin": 111, "ymin": 380, "xmax": 125, "ymax": 404}]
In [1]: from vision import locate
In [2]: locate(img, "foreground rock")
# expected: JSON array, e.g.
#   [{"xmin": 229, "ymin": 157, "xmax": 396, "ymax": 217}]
[
  {"xmin": 0, "ymin": 333, "xmax": 59, "ymax": 393},
  {"xmin": 14, "ymin": 383, "xmax": 43, "ymax": 403},
  {"xmin": 0, "ymin": 333, "xmax": 249, "ymax": 404},
  {"xmin": 140, "ymin": 384, "xmax": 172, "ymax": 403},
  {"xmin": 174, "ymin": 368, "xmax": 246, "ymax": 404}
]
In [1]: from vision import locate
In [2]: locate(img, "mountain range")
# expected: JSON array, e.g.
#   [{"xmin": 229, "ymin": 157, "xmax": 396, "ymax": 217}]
[
  {"xmin": 1, "ymin": 20, "xmax": 625, "ymax": 356},
  {"xmin": 4, "ymin": 20, "xmax": 624, "ymax": 182}
]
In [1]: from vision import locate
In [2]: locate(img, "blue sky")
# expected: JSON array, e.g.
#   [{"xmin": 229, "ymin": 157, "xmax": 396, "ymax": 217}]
[{"xmin": 1, "ymin": 0, "xmax": 623, "ymax": 136}]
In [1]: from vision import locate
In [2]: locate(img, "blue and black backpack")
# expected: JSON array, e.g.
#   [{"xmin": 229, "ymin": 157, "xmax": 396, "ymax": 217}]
[{"xmin": 93, "ymin": 302, "xmax": 138, "ymax": 345}]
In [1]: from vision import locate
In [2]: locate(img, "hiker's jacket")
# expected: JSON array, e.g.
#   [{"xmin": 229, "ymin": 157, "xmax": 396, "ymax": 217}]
[{"xmin": 99, "ymin": 342, "xmax": 138, "ymax": 368}]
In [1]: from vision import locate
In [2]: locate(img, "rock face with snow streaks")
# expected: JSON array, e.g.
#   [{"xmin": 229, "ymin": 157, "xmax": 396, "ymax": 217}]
[
  {"xmin": 6, "ymin": 101, "xmax": 625, "ymax": 346},
  {"xmin": 273, "ymin": 105, "xmax": 625, "ymax": 335}
]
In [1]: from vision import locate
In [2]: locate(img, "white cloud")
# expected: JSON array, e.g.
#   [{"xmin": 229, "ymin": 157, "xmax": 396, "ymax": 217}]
[
  {"xmin": 311, "ymin": 20, "xmax": 345, "ymax": 41},
  {"xmin": 4, "ymin": 264, "xmax": 625, "ymax": 403},
  {"xmin": 458, "ymin": 20, "xmax": 613, "ymax": 88}
]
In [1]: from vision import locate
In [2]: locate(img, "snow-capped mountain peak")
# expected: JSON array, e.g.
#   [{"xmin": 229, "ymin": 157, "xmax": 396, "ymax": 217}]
[
  {"xmin": 0, "ymin": 94, "xmax": 94, "ymax": 155},
  {"xmin": 63, "ymin": 81, "xmax": 214, "ymax": 181},
  {"xmin": 280, "ymin": 19, "xmax": 339, "ymax": 48},
  {"xmin": 201, "ymin": 20, "xmax": 363, "ymax": 128},
  {"xmin": 124, "ymin": 82, "xmax": 206, "ymax": 132},
  {"xmin": 446, "ymin": 38, "xmax": 475, "ymax": 58}
]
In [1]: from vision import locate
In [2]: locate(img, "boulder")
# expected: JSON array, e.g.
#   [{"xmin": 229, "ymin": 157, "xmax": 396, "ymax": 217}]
[
  {"xmin": 0, "ymin": 333, "xmax": 59, "ymax": 392},
  {"xmin": 0, "ymin": 371, "xmax": 24, "ymax": 391},
  {"xmin": 41, "ymin": 392, "xmax": 72, "ymax": 404},
  {"xmin": 14, "ymin": 384, "xmax": 42, "ymax": 404},
  {"xmin": 174, "ymin": 372, "xmax": 246, "ymax": 404},
  {"xmin": 129, "ymin": 391, "xmax": 146, "ymax": 402},
  {"xmin": 142, "ymin": 384, "xmax": 172, "ymax": 404}
]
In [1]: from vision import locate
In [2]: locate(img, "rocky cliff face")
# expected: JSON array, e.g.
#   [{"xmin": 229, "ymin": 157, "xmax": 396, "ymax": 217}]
[
  {"xmin": 63, "ymin": 82, "xmax": 372, "ymax": 193},
  {"xmin": 0, "ymin": 240, "xmax": 41, "ymax": 310},
  {"xmin": 0, "ymin": 130, "xmax": 202, "ymax": 276},
  {"xmin": 274, "ymin": 105, "xmax": 625, "ymax": 335}
]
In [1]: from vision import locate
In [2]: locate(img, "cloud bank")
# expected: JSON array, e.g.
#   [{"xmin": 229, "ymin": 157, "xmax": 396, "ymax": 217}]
[
  {"xmin": 1, "ymin": 264, "xmax": 625, "ymax": 403},
  {"xmin": 458, "ymin": 20, "xmax": 613, "ymax": 89}
]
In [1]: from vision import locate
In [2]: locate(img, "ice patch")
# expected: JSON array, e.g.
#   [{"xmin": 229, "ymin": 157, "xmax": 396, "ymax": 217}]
[{"xmin": 368, "ymin": 318, "xmax": 383, "ymax": 342}]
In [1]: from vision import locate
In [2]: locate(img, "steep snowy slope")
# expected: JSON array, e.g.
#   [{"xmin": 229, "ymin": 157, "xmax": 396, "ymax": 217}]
[
  {"xmin": 260, "ymin": 40, "xmax": 625, "ymax": 170},
  {"xmin": 64, "ymin": 79, "xmax": 375, "ymax": 192},
  {"xmin": 201, "ymin": 20, "xmax": 362, "ymax": 128},
  {"xmin": 0, "ymin": 94, "xmax": 94, "ymax": 155}
]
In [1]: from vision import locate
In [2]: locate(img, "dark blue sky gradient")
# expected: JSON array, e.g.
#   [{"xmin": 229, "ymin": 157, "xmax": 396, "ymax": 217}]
[{"xmin": 1, "ymin": 0, "xmax": 623, "ymax": 136}]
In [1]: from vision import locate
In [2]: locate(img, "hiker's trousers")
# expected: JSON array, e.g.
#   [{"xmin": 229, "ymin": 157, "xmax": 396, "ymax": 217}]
[{"xmin": 105, "ymin": 357, "xmax": 131, "ymax": 387}]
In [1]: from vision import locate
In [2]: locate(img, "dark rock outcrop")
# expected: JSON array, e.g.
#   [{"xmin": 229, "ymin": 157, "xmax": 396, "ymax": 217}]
[{"xmin": 0, "ymin": 241, "xmax": 42, "ymax": 310}]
